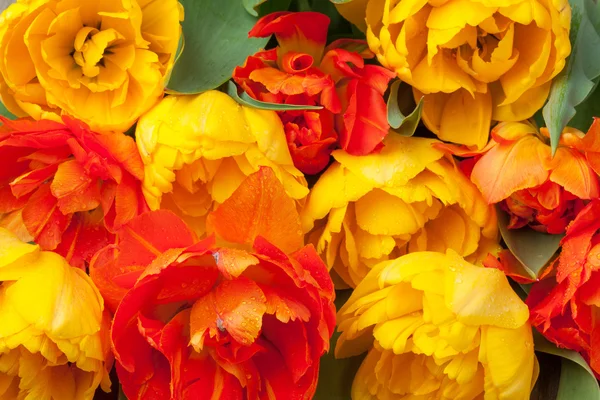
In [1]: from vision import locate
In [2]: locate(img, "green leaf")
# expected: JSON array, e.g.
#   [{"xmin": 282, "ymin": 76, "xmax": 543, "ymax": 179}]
[
  {"xmin": 315, "ymin": 290, "xmax": 365, "ymax": 400},
  {"xmin": 497, "ymin": 207, "xmax": 562, "ymax": 278},
  {"xmin": 243, "ymin": 0, "xmax": 292, "ymax": 17},
  {"xmin": 534, "ymin": 331, "xmax": 600, "ymax": 400},
  {"xmin": 542, "ymin": 0, "xmax": 600, "ymax": 153},
  {"xmin": 226, "ymin": 81, "xmax": 323, "ymax": 110},
  {"xmin": 387, "ymin": 80, "xmax": 423, "ymax": 136},
  {"xmin": 166, "ymin": 1, "xmax": 269, "ymax": 94},
  {"xmin": 0, "ymin": 101, "xmax": 15, "ymax": 119},
  {"xmin": 118, "ymin": 385, "xmax": 128, "ymax": 400},
  {"xmin": 329, "ymin": 0, "xmax": 355, "ymax": 4},
  {"xmin": 243, "ymin": 0, "xmax": 266, "ymax": 16},
  {"xmin": 566, "ymin": 78, "xmax": 600, "ymax": 133}
]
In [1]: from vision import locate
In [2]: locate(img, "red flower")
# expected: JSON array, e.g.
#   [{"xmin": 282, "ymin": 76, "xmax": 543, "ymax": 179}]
[
  {"xmin": 0, "ymin": 116, "xmax": 148, "ymax": 268},
  {"xmin": 527, "ymin": 199, "xmax": 600, "ymax": 375},
  {"xmin": 93, "ymin": 168, "xmax": 335, "ymax": 398},
  {"xmin": 233, "ymin": 12, "xmax": 395, "ymax": 174}
]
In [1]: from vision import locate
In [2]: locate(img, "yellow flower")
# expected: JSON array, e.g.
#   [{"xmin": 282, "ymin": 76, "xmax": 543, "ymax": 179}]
[
  {"xmin": 301, "ymin": 134, "xmax": 498, "ymax": 288},
  {"xmin": 136, "ymin": 90, "xmax": 308, "ymax": 237},
  {"xmin": 0, "ymin": 228, "xmax": 111, "ymax": 399},
  {"xmin": 0, "ymin": 0, "xmax": 183, "ymax": 132},
  {"xmin": 338, "ymin": 0, "xmax": 571, "ymax": 148},
  {"xmin": 336, "ymin": 250, "xmax": 537, "ymax": 400}
]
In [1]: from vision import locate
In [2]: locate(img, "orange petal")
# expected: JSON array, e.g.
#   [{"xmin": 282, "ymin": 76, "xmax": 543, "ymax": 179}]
[
  {"xmin": 50, "ymin": 159, "xmax": 91, "ymax": 198},
  {"xmin": 260, "ymin": 285, "xmax": 311, "ymax": 323},
  {"xmin": 190, "ymin": 291, "xmax": 219, "ymax": 351},
  {"xmin": 207, "ymin": 167, "xmax": 303, "ymax": 254},
  {"xmin": 21, "ymin": 184, "xmax": 71, "ymax": 250},
  {"xmin": 546, "ymin": 148, "xmax": 600, "ymax": 199},
  {"xmin": 471, "ymin": 136, "xmax": 550, "ymax": 203},
  {"xmin": 116, "ymin": 210, "xmax": 197, "ymax": 268},
  {"xmin": 113, "ymin": 173, "xmax": 142, "ymax": 228},
  {"xmin": 215, "ymin": 277, "xmax": 267, "ymax": 346},
  {"xmin": 10, "ymin": 163, "xmax": 59, "ymax": 198},
  {"xmin": 56, "ymin": 180, "xmax": 101, "ymax": 214},
  {"xmin": 96, "ymin": 131, "xmax": 145, "ymax": 181},
  {"xmin": 213, "ymin": 248, "xmax": 260, "ymax": 280},
  {"xmin": 54, "ymin": 210, "xmax": 111, "ymax": 269}
]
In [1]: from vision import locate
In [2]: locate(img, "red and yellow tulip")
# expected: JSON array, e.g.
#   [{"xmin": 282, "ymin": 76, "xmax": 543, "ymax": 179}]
[
  {"xmin": 92, "ymin": 168, "xmax": 336, "ymax": 399},
  {"xmin": 135, "ymin": 90, "xmax": 308, "ymax": 238},
  {"xmin": 336, "ymin": 0, "xmax": 571, "ymax": 148}
]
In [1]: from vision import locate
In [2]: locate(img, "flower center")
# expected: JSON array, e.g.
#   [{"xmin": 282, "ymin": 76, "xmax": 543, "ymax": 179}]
[{"xmin": 73, "ymin": 27, "xmax": 123, "ymax": 78}]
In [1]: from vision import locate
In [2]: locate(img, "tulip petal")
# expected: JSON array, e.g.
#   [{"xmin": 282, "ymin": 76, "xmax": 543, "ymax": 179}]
[
  {"xmin": 207, "ymin": 167, "xmax": 303, "ymax": 254},
  {"xmin": 446, "ymin": 254, "xmax": 529, "ymax": 329},
  {"xmin": 215, "ymin": 277, "xmax": 267, "ymax": 346},
  {"xmin": 438, "ymin": 90, "xmax": 492, "ymax": 149},
  {"xmin": 471, "ymin": 136, "xmax": 550, "ymax": 203},
  {"xmin": 249, "ymin": 12, "xmax": 329, "ymax": 62}
]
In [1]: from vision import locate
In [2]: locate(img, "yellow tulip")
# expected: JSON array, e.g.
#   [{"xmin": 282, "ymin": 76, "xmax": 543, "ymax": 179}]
[
  {"xmin": 0, "ymin": 228, "xmax": 111, "ymax": 399},
  {"xmin": 337, "ymin": 0, "xmax": 571, "ymax": 148},
  {"xmin": 336, "ymin": 250, "xmax": 537, "ymax": 400},
  {"xmin": 0, "ymin": 0, "xmax": 183, "ymax": 132},
  {"xmin": 136, "ymin": 90, "xmax": 308, "ymax": 237},
  {"xmin": 301, "ymin": 134, "xmax": 498, "ymax": 288}
]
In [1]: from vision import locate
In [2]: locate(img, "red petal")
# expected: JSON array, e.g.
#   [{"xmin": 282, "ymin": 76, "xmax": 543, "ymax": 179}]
[
  {"xmin": 249, "ymin": 12, "xmax": 329, "ymax": 61},
  {"xmin": 116, "ymin": 210, "xmax": 197, "ymax": 268},
  {"xmin": 262, "ymin": 315, "xmax": 312, "ymax": 383},
  {"xmin": 339, "ymin": 80, "xmax": 389, "ymax": 155},
  {"xmin": 10, "ymin": 163, "xmax": 59, "ymax": 198},
  {"xmin": 54, "ymin": 211, "xmax": 112, "ymax": 269}
]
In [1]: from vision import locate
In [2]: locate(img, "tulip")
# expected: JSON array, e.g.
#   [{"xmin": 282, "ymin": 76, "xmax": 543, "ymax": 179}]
[
  {"xmin": 135, "ymin": 90, "xmax": 308, "ymax": 237},
  {"xmin": 336, "ymin": 250, "xmax": 537, "ymax": 399},
  {"xmin": 0, "ymin": 0, "xmax": 183, "ymax": 132},
  {"xmin": 92, "ymin": 168, "xmax": 335, "ymax": 399},
  {"xmin": 301, "ymin": 134, "xmax": 498, "ymax": 288},
  {"xmin": 234, "ymin": 12, "xmax": 395, "ymax": 174},
  {"xmin": 0, "ymin": 228, "xmax": 111, "ymax": 399},
  {"xmin": 335, "ymin": 0, "xmax": 571, "ymax": 148}
]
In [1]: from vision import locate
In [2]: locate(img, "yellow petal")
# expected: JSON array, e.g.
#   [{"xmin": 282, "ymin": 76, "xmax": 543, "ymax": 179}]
[
  {"xmin": 332, "ymin": 134, "xmax": 445, "ymax": 188},
  {"xmin": 355, "ymin": 189, "xmax": 429, "ymax": 236},
  {"xmin": 0, "ymin": 228, "xmax": 39, "ymax": 275},
  {"xmin": 444, "ymin": 251, "xmax": 529, "ymax": 329},
  {"xmin": 336, "ymin": 0, "xmax": 369, "ymax": 31},
  {"xmin": 480, "ymin": 324, "xmax": 536, "ymax": 399},
  {"xmin": 492, "ymin": 81, "xmax": 551, "ymax": 121},
  {"xmin": 437, "ymin": 89, "xmax": 492, "ymax": 148}
]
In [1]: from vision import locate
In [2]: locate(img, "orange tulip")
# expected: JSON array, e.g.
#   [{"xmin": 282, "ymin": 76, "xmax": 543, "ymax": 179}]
[{"xmin": 446, "ymin": 120, "xmax": 600, "ymax": 234}]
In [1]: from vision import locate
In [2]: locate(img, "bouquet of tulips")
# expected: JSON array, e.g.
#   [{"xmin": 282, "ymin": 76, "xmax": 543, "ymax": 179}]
[{"xmin": 0, "ymin": 0, "xmax": 599, "ymax": 399}]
